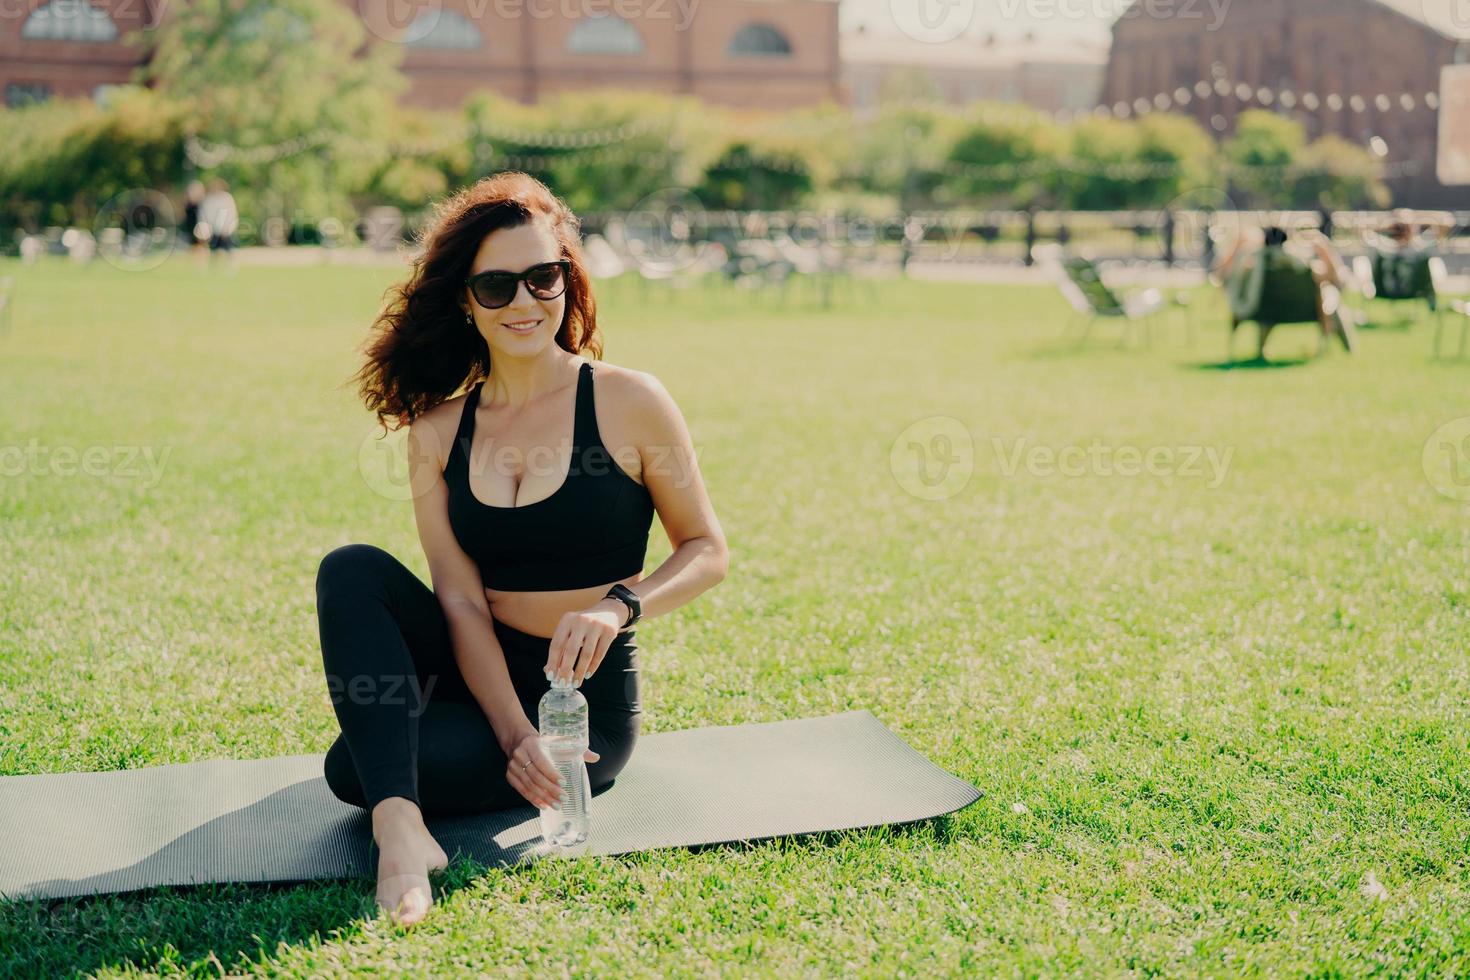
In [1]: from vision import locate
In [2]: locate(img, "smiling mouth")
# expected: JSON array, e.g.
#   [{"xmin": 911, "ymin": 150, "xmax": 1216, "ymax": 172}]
[{"xmin": 504, "ymin": 319, "xmax": 541, "ymax": 332}]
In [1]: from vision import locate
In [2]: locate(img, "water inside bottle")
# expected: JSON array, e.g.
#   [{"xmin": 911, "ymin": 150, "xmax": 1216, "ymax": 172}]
[
  {"xmin": 538, "ymin": 678, "xmax": 590, "ymax": 848},
  {"xmin": 539, "ymin": 745, "xmax": 589, "ymax": 847}
]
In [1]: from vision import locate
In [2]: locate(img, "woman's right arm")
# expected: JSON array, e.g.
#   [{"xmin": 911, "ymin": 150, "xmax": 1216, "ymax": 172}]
[{"xmin": 407, "ymin": 413, "xmax": 538, "ymax": 755}]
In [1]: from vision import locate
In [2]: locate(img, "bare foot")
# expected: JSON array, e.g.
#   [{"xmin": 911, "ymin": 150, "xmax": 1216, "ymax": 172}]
[{"xmin": 372, "ymin": 798, "xmax": 449, "ymax": 926}]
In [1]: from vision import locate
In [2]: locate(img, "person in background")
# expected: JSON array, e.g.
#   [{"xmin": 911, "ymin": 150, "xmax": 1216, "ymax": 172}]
[
  {"xmin": 181, "ymin": 180, "xmax": 207, "ymax": 266},
  {"xmin": 1213, "ymin": 224, "xmax": 1356, "ymax": 358},
  {"xmin": 1358, "ymin": 208, "xmax": 1455, "ymax": 302},
  {"xmin": 1361, "ymin": 208, "xmax": 1455, "ymax": 258},
  {"xmin": 198, "ymin": 178, "xmax": 239, "ymax": 275}
]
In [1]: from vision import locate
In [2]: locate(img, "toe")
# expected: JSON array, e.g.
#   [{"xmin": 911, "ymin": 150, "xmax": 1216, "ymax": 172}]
[
  {"xmin": 377, "ymin": 873, "xmax": 433, "ymax": 925},
  {"xmin": 395, "ymin": 890, "xmax": 429, "ymax": 925}
]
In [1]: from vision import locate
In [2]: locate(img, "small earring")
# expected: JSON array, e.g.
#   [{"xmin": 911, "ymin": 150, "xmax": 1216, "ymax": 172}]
[{"xmin": 464, "ymin": 311, "xmax": 473, "ymax": 325}]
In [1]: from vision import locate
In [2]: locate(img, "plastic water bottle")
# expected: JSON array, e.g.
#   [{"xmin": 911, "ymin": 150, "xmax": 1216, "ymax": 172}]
[{"xmin": 537, "ymin": 675, "xmax": 590, "ymax": 848}]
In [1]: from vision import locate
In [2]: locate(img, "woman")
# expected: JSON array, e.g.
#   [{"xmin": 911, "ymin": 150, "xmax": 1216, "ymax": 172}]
[
  {"xmin": 1214, "ymin": 224, "xmax": 1356, "ymax": 358},
  {"xmin": 1360, "ymin": 207, "xmax": 1455, "ymax": 258},
  {"xmin": 316, "ymin": 172, "xmax": 729, "ymax": 925}
]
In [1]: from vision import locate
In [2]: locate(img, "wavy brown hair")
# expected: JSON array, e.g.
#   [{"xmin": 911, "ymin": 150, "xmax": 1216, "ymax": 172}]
[{"xmin": 350, "ymin": 171, "xmax": 603, "ymax": 432}]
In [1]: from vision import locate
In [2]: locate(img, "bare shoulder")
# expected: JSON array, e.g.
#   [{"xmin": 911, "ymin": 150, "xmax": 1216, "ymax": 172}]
[
  {"xmin": 591, "ymin": 359, "xmax": 672, "ymax": 404},
  {"xmin": 591, "ymin": 361, "xmax": 679, "ymax": 431},
  {"xmin": 409, "ymin": 389, "xmax": 471, "ymax": 474}
]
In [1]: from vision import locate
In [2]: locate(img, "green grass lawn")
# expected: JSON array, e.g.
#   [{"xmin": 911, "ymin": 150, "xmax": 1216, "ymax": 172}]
[{"xmin": 1, "ymin": 255, "xmax": 1468, "ymax": 976}]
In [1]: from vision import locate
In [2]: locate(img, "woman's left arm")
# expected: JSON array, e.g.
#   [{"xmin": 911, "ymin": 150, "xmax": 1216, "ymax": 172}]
[
  {"xmin": 614, "ymin": 369, "xmax": 730, "ymax": 622},
  {"xmin": 547, "ymin": 370, "xmax": 730, "ymax": 684}
]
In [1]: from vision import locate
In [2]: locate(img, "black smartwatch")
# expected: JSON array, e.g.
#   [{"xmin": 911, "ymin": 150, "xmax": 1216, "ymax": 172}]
[{"xmin": 604, "ymin": 583, "xmax": 641, "ymax": 631}]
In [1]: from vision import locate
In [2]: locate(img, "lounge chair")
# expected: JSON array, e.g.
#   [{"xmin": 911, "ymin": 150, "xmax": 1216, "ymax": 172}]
[
  {"xmin": 1036, "ymin": 246, "xmax": 1166, "ymax": 347},
  {"xmin": 1228, "ymin": 249, "xmax": 1352, "ymax": 362}
]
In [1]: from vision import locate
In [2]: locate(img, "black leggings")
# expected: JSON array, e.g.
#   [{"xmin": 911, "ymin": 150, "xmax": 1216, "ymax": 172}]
[{"xmin": 315, "ymin": 543, "xmax": 641, "ymax": 817}]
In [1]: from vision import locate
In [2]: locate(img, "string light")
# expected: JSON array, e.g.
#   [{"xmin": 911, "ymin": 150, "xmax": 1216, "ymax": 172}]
[
  {"xmin": 183, "ymin": 69, "xmax": 1448, "ymax": 173},
  {"xmin": 183, "ymin": 114, "xmax": 670, "ymax": 166}
]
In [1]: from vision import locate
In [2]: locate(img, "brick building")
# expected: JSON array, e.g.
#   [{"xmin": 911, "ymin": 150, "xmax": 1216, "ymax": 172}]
[
  {"xmin": 1100, "ymin": 0, "xmax": 1470, "ymax": 204},
  {"xmin": 842, "ymin": 26, "xmax": 1106, "ymax": 116},
  {"xmin": 1, "ymin": 0, "xmax": 843, "ymax": 112}
]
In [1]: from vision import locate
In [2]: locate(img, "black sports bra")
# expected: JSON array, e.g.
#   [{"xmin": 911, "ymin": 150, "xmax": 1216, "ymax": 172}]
[{"xmin": 444, "ymin": 359, "xmax": 656, "ymax": 592}]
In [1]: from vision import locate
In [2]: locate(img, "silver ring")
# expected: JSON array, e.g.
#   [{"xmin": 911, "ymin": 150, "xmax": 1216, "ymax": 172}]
[{"xmin": 522, "ymin": 760, "xmax": 531, "ymax": 771}]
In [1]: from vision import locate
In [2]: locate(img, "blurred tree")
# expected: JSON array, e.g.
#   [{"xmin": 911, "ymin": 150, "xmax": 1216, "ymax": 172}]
[
  {"xmin": 0, "ymin": 88, "xmax": 189, "ymax": 233},
  {"xmin": 1223, "ymin": 109, "xmax": 1305, "ymax": 208},
  {"xmin": 840, "ymin": 104, "xmax": 962, "ymax": 208},
  {"xmin": 460, "ymin": 90, "xmax": 696, "ymax": 215},
  {"xmin": 1294, "ymin": 135, "xmax": 1390, "ymax": 209},
  {"xmin": 357, "ymin": 105, "xmax": 470, "ymax": 214},
  {"xmin": 696, "ymin": 140, "xmax": 813, "ymax": 211},
  {"xmin": 1061, "ymin": 116, "xmax": 1140, "ymax": 209},
  {"xmin": 1133, "ymin": 113, "xmax": 1214, "ymax": 204},
  {"xmin": 946, "ymin": 105, "xmax": 1066, "ymax": 207},
  {"xmin": 133, "ymin": 0, "xmax": 407, "ymax": 239}
]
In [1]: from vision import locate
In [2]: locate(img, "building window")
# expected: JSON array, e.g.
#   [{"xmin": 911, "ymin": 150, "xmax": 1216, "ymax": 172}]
[
  {"xmin": 728, "ymin": 23, "xmax": 792, "ymax": 57},
  {"xmin": 6, "ymin": 82, "xmax": 52, "ymax": 107},
  {"xmin": 566, "ymin": 13, "xmax": 643, "ymax": 55},
  {"xmin": 20, "ymin": 0, "xmax": 118, "ymax": 42},
  {"xmin": 405, "ymin": 10, "xmax": 484, "ymax": 49}
]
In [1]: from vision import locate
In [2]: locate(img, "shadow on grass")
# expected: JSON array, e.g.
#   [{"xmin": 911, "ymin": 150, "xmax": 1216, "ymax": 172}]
[
  {"xmin": 1358, "ymin": 318, "xmax": 1417, "ymax": 332},
  {"xmin": 1187, "ymin": 356, "xmax": 1314, "ymax": 371},
  {"xmin": 1021, "ymin": 342, "xmax": 1154, "ymax": 360},
  {"xmin": 1353, "ymin": 301, "xmax": 1434, "ymax": 332},
  {"xmin": 0, "ymin": 812, "xmax": 969, "ymax": 976}
]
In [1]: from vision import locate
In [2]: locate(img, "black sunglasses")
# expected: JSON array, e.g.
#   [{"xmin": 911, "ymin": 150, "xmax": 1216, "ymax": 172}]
[{"xmin": 463, "ymin": 260, "xmax": 571, "ymax": 310}]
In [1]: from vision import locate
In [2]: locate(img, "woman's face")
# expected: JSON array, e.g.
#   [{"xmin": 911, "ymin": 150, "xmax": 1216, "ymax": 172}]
[{"xmin": 462, "ymin": 220, "xmax": 567, "ymax": 357}]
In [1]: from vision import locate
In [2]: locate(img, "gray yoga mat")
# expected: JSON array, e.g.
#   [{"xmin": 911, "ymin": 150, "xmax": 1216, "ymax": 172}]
[{"xmin": 0, "ymin": 709, "xmax": 980, "ymax": 902}]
